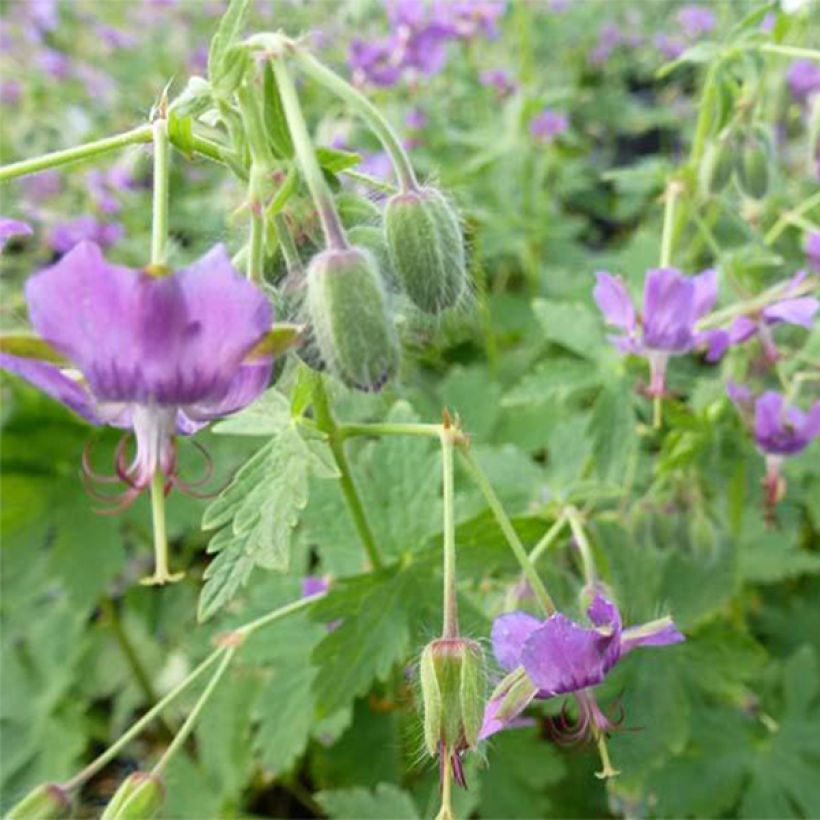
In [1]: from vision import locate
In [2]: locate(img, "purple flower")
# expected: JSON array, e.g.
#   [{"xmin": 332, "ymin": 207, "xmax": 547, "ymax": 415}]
[
  {"xmin": 480, "ymin": 68, "xmax": 516, "ymax": 98},
  {"xmin": 94, "ymin": 23, "xmax": 138, "ymax": 51},
  {"xmin": 405, "ymin": 107, "xmax": 427, "ymax": 130},
  {"xmin": 19, "ymin": 169, "xmax": 62, "ymax": 204},
  {"xmin": 806, "ymin": 232, "xmax": 820, "ymax": 272},
  {"xmin": 787, "ymin": 60, "xmax": 820, "ymax": 103},
  {"xmin": 302, "ymin": 576, "xmax": 330, "ymax": 597},
  {"xmin": 349, "ymin": 37, "xmax": 404, "ymax": 87},
  {"xmin": 48, "ymin": 216, "xmax": 124, "ymax": 254},
  {"xmin": 0, "ymin": 79, "xmax": 22, "ymax": 106},
  {"xmin": 530, "ymin": 109, "xmax": 568, "ymax": 143},
  {"xmin": 0, "ymin": 217, "xmax": 33, "ymax": 251},
  {"xmin": 729, "ymin": 386, "xmax": 820, "ymax": 457},
  {"xmin": 588, "ymin": 23, "xmax": 622, "ymax": 66},
  {"xmin": 0, "ymin": 242, "xmax": 273, "ymax": 505},
  {"xmin": 36, "ymin": 48, "xmax": 71, "ymax": 80},
  {"xmin": 676, "ymin": 5, "xmax": 716, "ymax": 37},
  {"xmin": 654, "ymin": 34, "xmax": 686, "ymax": 61},
  {"xmin": 481, "ymin": 594, "xmax": 683, "ymax": 740},
  {"xmin": 444, "ymin": 1, "xmax": 506, "ymax": 40},
  {"xmin": 594, "ymin": 267, "xmax": 717, "ymax": 395},
  {"xmin": 700, "ymin": 272, "xmax": 818, "ymax": 363}
]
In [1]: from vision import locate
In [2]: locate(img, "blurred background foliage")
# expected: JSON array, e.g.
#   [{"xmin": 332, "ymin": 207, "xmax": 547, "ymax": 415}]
[{"xmin": 1, "ymin": 0, "xmax": 819, "ymax": 818}]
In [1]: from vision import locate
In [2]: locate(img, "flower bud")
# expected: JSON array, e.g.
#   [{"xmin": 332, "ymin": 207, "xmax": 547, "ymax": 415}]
[
  {"xmin": 420, "ymin": 637, "xmax": 485, "ymax": 758},
  {"xmin": 736, "ymin": 129, "xmax": 770, "ymax": 199},
  {"xmin": 7, "ymin": 783, "xmax": 70, "ymax": 819},
  {"xmin": 699, "ymin": 136, "xmax": 734, "ymax": 195},
  {"xmin": 384, "ymin": 187, "xmax": 466, "ymax": 314},
  {"xmin": 306, "ymin": 247, "xmax": 400, "ymax": 391},
  {"xmin": 101, "ymin": 772, "xmax": 164, "ymax": 820}
]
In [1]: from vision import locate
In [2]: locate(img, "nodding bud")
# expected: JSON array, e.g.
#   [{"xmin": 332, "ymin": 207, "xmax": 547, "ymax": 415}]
[
  {"xmin": 101, "ymin": 772, "xmax": 164, "ymax": 820},
  {"xmin": 736, "ymin": 128, "xmax": 770, "ymax": 200},
  {"xmin": 420, "ymin": 638, "xmax": 485, "ymax": 760},
  {"xmin": 306, "ymin": 247, "xmax": 400, "ymax": 391},
  {"xmin": 384, "ymin": 187, "xmax": 466, "ymax": 314},
  {"xmin": 699, "ymin": 135, "xmax": 734, "ymax": 196},
  {"xmin": 7, "ymin": 783, "xmax": 70, "ymax": 819}
]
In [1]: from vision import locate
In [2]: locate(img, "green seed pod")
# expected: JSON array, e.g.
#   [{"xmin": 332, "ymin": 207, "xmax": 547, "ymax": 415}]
[
  {"xmin": 699, "ymin": 136, "xmax": 735, "ymax": 196},
  {"xmin": 101, "ymin": 772, "xmax": 164, "ymax": 820},
  {"xmin": 420, "ymin": 637, "xmax": 485, "ymax": 757},
  {"xmin": 7, "ymin": 783, "xmax": 70, "ymax": 819},
  {"xmin": 736, "ymin": 132, "xmax": 770, "ymax": 199},
  {"xmin": 306, "ymin": 247, "xmax": 400, "ymax": 391},
  {"xmin": 348, "ymin": 225, "xmax": 396, "ymax": 289},
  {"xmin": 384, "ymin": 186, "xmax": 466, "ymax": 314}
]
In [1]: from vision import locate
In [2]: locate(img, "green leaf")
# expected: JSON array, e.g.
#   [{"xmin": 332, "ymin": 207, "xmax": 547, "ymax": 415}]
[
  {"xmin": 317, "ymin": 784, "xmax": 419, "ymax": 819},
  {"xmin": 588, "ymin": 380, "xmax": 637, "ymax": 481},
  {"xmin": 263, "ymin": 62, "xmax": 294, "ymax": 158},
  {"xmin": 316, "ymin": 146, "xmax": 362, "ymax": 174},
  {"xmin": 311, "ymin": 567, "xmax": 421, "ymax": 717},
  {"xmin": 211, "ymin": 387, "xmax": 292, "ymax": 436},
  {"xmin": 207, "ymin": 0, "xmax": 250, "ymax": 88},
  {"xmin": 531, "ymin": 298, "xmax": 605, "ymax": 360},
  {"xmin": 502, "ymin": 358, "xmax": 601, "ymax": 407}
]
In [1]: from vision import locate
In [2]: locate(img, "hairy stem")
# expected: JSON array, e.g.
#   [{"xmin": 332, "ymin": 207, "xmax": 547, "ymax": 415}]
[
  {"xmin": 564, "ymin": 507, "xmax": 598, "ymax": 589},
  {"xmin": 150, "ymin": 115, "xmax": 171, "ymax": 269},
  {"xmin": 458, "ymin": 449, "xmax": 555, "ymax": 615},
  {"xmin": 527, "ymin": 516, "xmax": 567, "ymax": 565},
  {"xmin": 339, "ymin": 421, "xmax": 443, "ymax": 440},
  {"xmin": 311, "ymin": 376, "xmax": 383, "ymax": 569},
  {"xmin": 440, "ymin": 424, "xmax": 458, "ymax": 639},
  {"xmin": 141, "ymin": 471, "xmax": 183, "ymax": 586}
]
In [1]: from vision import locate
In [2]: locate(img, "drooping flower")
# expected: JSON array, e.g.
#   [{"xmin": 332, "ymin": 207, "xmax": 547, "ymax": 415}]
[
  {"xmin": 0, "ymin": 241, "xmax": 274, "ymax": 510},
  {"xmin": 700, "ymin": 272, "xmax": 818, "ymax": 363},
  {"xmin": 0, "ymin": 217, "xmax": 33, "ymax": 251},
  {"xmin": 529, "ymin": 109, "xmax": 569, "ymax": 143},
  {"xmin": 594, "ymin": 267, "xmax": 717, "ymax": 396},
  {"xmin": 480, "ymin": 593, "xmax": 683, "ymax": 740}
]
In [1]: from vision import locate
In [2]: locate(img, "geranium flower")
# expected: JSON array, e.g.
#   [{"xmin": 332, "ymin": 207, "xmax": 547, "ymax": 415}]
[
  {"xmin": 594, "ymin": 267, "xmax": 717, "ymax": 396},
  {"xmin": 0, "ymin": 217, "xmax": 33, "ymax": 250},
  {"xmin": 480, "ymin": 594, "xmax": 683, "ymax": 741},
  {"xmin": 530, "ymin": 109, "xmax": 568, "ymax": 143},
  {"xmin": 0, "ymin": 241, "xmax": 274, "ymax": 512}
]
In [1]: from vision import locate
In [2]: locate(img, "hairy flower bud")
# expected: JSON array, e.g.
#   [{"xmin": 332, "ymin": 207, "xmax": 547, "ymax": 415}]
[
  {"xmin": 7, "ymin": 783, "xmax": 70, "ymax": 819},
  {"xmin": 101, "ymin": 772, "xmax": 164, "ymax": 820},
  {"xmin": 306, "ymin": 247, "xmax": 400, "ymax": 391},
  {"xmin": 699, "ymin": 135, "xmax": 734, "ymax": 195},
  {"xmin": 736, "ymin": 128, "xmax": 770, "ymax": 199},
  {"xmin": 384, "ymin": 187, "xmax": 466, "ymax": 313},
  {"xmin": 420, "ymin": 637, "xmax": 485, "ymax": 758}
]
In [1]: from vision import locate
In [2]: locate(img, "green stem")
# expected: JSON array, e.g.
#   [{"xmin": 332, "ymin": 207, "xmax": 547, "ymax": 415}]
[
  {"xmin": 659, "ymin": 180, "xmax": 682, "ymax": 268},
  {"xmin": 436, "ymin": 753, "xmax": 454, "ymax": 820},
  {"xmin": 312, "ymin": 377, "xmax": 383, "ymax": 569},
  {"xmin": 440, "ymin": 426, "xmax": 458, "ymax": 639},
  {"xmin": 150, "ymin": 117, "xmax": 170, "ymax": 269},
  {"xmin": 247, "ymin": 194, "xmax": 265, "ymax": 283},
  {"xmin": 292, "ymin": 48, "xmax": 419, "ymax": 192},
  {"xmin": 141, "ymin": 471, "xmax": 183, "ymax": 586},
  {"xmin": 339, "ymin": 421, "xmax": 443, "ymax": 440},
  {"xmin": 341, "ymin": 168, "xmax": 398, "ymax": 195},
  {"xmin": 272, "ymin": 57, "xmax": 348, "ymax": 249},
  {"xmin": 564, "ymin": 507, "xmax": 597, "ymax": 589},
  {"xmin": 527, "ymin": 516, "xmax": 567, "ymax": 565},
  {"xmin": 0, "ymin": 125, "xmax": 153, "ymax": 182},
  {"xmin": 690, "ymin": 62, "xmax": 720, "ymax": 166},
  {"xmin": 763, "ymin": 190, "xmax": 820, "ymax": 245},
  {"xmin": 760, "ymin": 43, "xmax": 820, "ymax": 62},
  {"xmin": 458, "ymin": 449, "xmax": 555, "ymax": 615},
  {"xmin": 234, "ymin": 590, "xmax": 325, "ymax": 639},
  {"xmin": 273, "ymin": 212, "xmax": 305, "ymax": 278},
  {"xmin": 151, "ymin": 648, "xmax": 236, "ymax": 776},
  {"xmin": 59, "ymin": 648, "xmax": 224, "ymax": 792}
]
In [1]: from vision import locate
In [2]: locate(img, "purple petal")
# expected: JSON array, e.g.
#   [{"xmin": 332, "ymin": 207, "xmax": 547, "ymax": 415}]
[
  {"xmin": 478, "ymin": 688, "xmax": 537, "ymax": 741},
  {"xmin": 621, "ymin": 617, "xmax": 685, "ymax": 654},
  {"xmin": 699, "ymin": 329, "xmax": 731, "ymax": 362},
  {"xmin": 593, "ymin": 272, "xmax": 636, "ymax": 332},
  {"xmin": 762, "ymin": 297, "xmax": 819, "ymax": 328},
  {"xmin": 587, "ymin": 593, "xmax": 621, "ymax": 634},
  {"xmin": 642, "ymin": 268, "xmax": 697, "ymax": 352},
  {"xmin": 491, "ymin": 611, "xmax": 543, "ymax": 672},
  {"xmin": 728, "ymin": 316, "xmax": 759, "ymax": 344},
  {"xmin": 0, "ymin": 217, "xmax": 33, "ymax": 251},
  {"xmin": 520, "ymin": 613, "xmax": 620, "ymax": 696},
  {"xmin": 726, "ymin": 381, "xmax": 752, "ymax": 408},
  {"xmin": 0, "ymin": 353, "xmax": 101, "ymax": 424},
  {"xmin": 692, "ymin": 268, "xmax": 718, "ymax": 318},
  {"xmin": 303, "ymin": 576, "xmax": 330, "ymax": 597},
  {"xmin": 754, "ymin": 391, "xmax": 812, "ymax": 455},
  {"xmin": 183, "ymin": 360, "xmax": 272, "ymax": 421},
  {"xmin": 805, "ymin": 232, "xmax": 820, "ymax": 272}
]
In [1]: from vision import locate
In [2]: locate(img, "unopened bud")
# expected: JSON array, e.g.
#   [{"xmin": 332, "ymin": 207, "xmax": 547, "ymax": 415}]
[
  {"xmin": 101, "ymin": 772, "xmax": 164, "ymax": 820},
  {"xmin": 736, "ymin": 128, "xmax": 770, "ymax": 199},
  {"xmin": 384, "ymin": 187, "xmax": 466, "ymax": 314},
  {"xmin": 306, "ymin": 247, "xmax": 400, "ymax": 391},
  {"xmin": 699, "ymin": 136, "xmax": 734, "ymax": 195},
  {"xmin": 7, "ymin": 783, "xmax": 70, "ymax": 819},
  {"xmin": 420, "ymin": 637, "xmax": 485, "ymax": 758}
]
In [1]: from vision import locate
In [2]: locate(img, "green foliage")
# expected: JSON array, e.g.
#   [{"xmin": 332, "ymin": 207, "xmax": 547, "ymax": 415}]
[{"xmin": 317, "ymin": 784, "xmax": 420, "ymax": 819}]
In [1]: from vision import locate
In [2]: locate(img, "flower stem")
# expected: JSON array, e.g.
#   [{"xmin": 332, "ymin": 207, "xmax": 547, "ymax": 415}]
[
  {"xmin": 564, "ymin": 507, "xmax": 597, "ymax": 590},
  {"xmin": 339, "ymin": 421, "xmax": 444, "ymax": 440},
  {"xmin": 151, "ymin": 647, "xmax": 236, "ymax": 777},
  {"xmin": 659, "ymin": 179, "xmax": 682, "ymax": 268},
  {"xmin": 272, "ymin": 57, "xmax": 348, "ymax": 250},
  {"xmin": 763, "ymin": 190, "xmax": 820, "ymax": 245},
  {"xmin": 440, "ymin": 423, "xmax": 459, "ymax": 639},
  {"xmin": 150, "ymin": 115, "xmax": 171, "ymax": 270},
  {"xmin": 527, "ymin": 515, "xmax": 567, "ymax": 565},
  {"xmin": 0, "ymin": 124, "xmax": 153, "ymax": 182},
  {"xmin": 247, "ymin": 194, "xmax": 265, "ymax": 283},
  {"xmin": 594, "ymin": 731, "xmax": 620, "ymax": 780},
  {"xmin": 233, "ymin": 590, "xmax": 325, "ymax": 639},
  {"xmin": 59, "ymin": 647, "xmax": 224, "ymax": 792},
  {"xmin": 436, "ymin": 755, "xmax": 455, "ymax": 820},
  {"xmin": 311, "ymin": 376, "xmax": 383, "ymax": 569},
  {"xmin": 458, "ymin": 448, "xmax": 555, "ymax": 616},
  {"xmin": 141, "ymin": 470, "xmax": 184, "ymax": 586},
  {"xmin": 760, "ymin": 43, "xmax": 820, "ymax": 62},
  {"xmin": 292, "ymin": 48, "xmax": 419, "ymax": 192}
]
